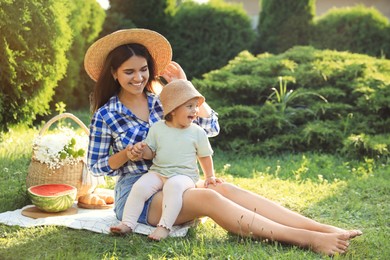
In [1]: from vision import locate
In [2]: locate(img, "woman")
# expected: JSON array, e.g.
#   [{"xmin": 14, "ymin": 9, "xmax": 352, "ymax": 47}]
[{"xmin": 85, "ymin": 28, "xmax": 362, "ymax": 256}]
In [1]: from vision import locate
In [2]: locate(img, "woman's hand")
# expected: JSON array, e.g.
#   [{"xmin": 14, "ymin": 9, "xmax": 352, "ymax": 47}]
[
  {"xmin": 204, "ymin": 176, "xmax": 224, "ymax": 188},
  {"xmin": 161, "ymin": 61, "xmax": 187, "ymax": 83}
]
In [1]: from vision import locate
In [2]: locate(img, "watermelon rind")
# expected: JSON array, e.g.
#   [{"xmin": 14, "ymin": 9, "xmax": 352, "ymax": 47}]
[{"xmin": 27, "ymin": 184, "xmax": 77, "ymax": 212}]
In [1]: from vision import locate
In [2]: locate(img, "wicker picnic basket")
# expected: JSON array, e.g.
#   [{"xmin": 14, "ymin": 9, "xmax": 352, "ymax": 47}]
[{"xmin": 26, "ymin": 113, "xmax": 97, "ymax": 199}]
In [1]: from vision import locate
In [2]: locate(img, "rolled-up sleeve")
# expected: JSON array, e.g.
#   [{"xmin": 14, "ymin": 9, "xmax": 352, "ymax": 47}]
[
  {"xmin": 196, "ymin": 110, "xmax": 220, "ymax": 137},
  {"xmin": 87, "ymin": 112, "xmax": 115, "ymax": 176}
]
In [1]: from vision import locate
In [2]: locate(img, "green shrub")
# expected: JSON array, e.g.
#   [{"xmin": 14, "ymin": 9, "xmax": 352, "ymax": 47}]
[
  {"xmin": 342, "ymin": 133, "xmax": 390, "ymax": 159},
  {"xmin": 0, "ymin": 0, "xmax": 72, "ymax": 131},
  {"xmin": 169, "ymin": 0, "xmax": 255, "ymax": 79},
  {"xmin": 108, "ymin": 0, "xmax": 175, "ymax": 35},
  {"xmin": 53, "ymin": 0, "xmax": 105, "ymax": 110},
  {"xmin": 195, "ymin": 46, "xmax": 390, "ymax": 158},
  {"xmin": 255, "ymin": 0, "xmax": 315, "ymax": 54},
  {"xmin": 312, "ymin": 5, "xmax": 390, "ymax": 58}
]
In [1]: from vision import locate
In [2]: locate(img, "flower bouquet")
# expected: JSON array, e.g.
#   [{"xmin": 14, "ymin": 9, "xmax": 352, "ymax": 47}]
[
  {"xmin": 33, "ymin": 127, "xmax": 87, "ymax": 170},
  {"xmin": 26, "ymin": 113, "xmax": 102, "ymax": 199}
]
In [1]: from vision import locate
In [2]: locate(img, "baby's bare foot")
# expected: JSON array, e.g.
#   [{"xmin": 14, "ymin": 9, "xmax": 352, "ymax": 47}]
[
  {"xmin": 110, "ymin": 223, "xmax": 132, "ymax": 235},
  {"xmin": 148, "ymin": 226, "xmax": 170, "ymax": 241},
  {"xmin": 311, "ymin": 232, "xmax": 350, "ymax": 256}
]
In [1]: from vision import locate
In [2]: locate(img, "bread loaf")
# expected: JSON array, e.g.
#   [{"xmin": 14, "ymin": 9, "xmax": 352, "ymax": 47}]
[
  {"xmin": 97, "ymin": 194, "xmax": 114, "ymax": 204},
  {"xmin": 78, "ymin": 194, "xmax": 106, "ymax": 205}
]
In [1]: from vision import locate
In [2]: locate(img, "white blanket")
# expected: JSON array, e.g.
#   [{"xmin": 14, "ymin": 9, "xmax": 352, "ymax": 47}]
[{"xmin": 0, "ymin": 203, "xmax": 191, "ymax": 237}]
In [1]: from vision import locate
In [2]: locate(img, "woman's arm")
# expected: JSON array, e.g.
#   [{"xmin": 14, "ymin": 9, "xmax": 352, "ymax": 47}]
[
  {"xmin": 108, "ymin": 148, "xmax": 131, "ymax": 169},
  {"xmin": 88, "ymin": 113, "xmax": 114, "ymax": 176},
  {"xmin": 88, "ymin": 112, "xmax": 131, "ymax": 175}
]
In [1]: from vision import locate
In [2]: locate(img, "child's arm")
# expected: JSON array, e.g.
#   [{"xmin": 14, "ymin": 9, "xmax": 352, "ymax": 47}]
[{"xmin": 198, "ymin": 156, "xmax": 224, "ymax": 188}]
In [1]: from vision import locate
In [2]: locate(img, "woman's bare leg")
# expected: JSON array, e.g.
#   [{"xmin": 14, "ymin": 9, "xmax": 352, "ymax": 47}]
[
  {"xmin": 199, "ymin": 182, "xmax": 362, "ymax": 237},
  {"xmin": 148, "ymin": 188, "xmax": 352, "ymax": 256}
]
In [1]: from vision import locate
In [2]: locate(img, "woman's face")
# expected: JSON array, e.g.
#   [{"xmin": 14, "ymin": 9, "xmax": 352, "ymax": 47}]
[{"xmin": 113, "ymin": 55, "xmax": 150, "ymax": 96}]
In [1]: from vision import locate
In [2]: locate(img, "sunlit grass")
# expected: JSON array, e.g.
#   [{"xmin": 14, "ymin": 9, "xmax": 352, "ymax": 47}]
[{"xmin": 0, "ymin": 118, "xmax": 389, "ymax": 259}]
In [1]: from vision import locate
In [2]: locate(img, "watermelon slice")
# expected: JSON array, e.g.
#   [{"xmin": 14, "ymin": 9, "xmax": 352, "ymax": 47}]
[{"xmin": 28, "ymin": 184, "xmax": 77, "ymax": 212}]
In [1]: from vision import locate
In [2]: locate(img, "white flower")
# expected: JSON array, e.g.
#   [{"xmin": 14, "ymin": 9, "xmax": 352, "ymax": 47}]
[{"xmin": 33, "ymin": 127, "xmax": 88, "ymax": 169}]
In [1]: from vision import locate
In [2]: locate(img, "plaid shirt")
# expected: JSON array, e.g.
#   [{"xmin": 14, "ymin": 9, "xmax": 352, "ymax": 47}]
[{"xmin": 87, "ymin": 92, "xmax": 219, "ymax": 177}]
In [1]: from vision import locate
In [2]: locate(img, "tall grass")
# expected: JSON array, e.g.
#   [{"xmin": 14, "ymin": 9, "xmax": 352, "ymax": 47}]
[{"xmin": 0, "ymin": 113, "xmax": 389, "ymax": 259}]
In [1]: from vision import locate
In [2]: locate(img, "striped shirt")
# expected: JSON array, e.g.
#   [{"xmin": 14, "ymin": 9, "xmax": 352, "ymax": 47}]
[{"xmin": 87, "ymin": 92, "xmax": 219, "ymax": 177}]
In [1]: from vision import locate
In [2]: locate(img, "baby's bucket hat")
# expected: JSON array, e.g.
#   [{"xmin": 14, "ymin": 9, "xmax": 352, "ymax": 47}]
[
  {"xmin": 160, "ymin": 79, "xmax": 205, "ymax": 117},
  {"xmin": 84, "ymin": 28, "xmax": 172, "ymax": 81}
]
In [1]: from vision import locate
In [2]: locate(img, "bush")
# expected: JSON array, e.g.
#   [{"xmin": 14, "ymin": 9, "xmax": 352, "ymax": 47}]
[
  {"xmin": 0, "ymin": 0, "xmax": 72, "ymax": 131},
  {"xmin": 195, "ymin": 46, "xmax": 390, "ymax": 158},
  {"xmin": 311, "ymin": 5, "xmax": 390, "ymax": 58},
  {"xmin": 52, "ymin": 0, "xmax": 105, "ymax": 110},
  {"xmin": 107, "ymin": 0, "xmax": 175, "ymax": 36},
  {"xmin": 255, "ymin": 0, "xmax": 315, "ymax": 54},
  {"xmin": 169, "ymin": 0, "xmax": 255, "ymax": 79}
]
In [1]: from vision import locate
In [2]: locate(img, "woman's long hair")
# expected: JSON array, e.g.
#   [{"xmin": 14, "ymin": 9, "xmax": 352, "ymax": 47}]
[{"xmin": 91, "ymin": 43, "xmax": 158, "ymax": 113}]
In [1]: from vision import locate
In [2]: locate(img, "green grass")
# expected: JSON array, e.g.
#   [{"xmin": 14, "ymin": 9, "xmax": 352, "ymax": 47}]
[{"xmin": 0, "ymin": 113, "xmax": 389, "ymax": 259}]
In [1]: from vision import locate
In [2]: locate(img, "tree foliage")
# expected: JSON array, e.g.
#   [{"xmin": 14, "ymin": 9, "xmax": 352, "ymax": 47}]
[
  {"xmin": 107, "ymin": 0, "xmax": 176, "ymax": 35},
  {"xmin": 0, "ymin": 0, "xmax": 72, "ymax": 130},
  {"xmin": 169, "ymin": 0, "xmax": 255, "ymax": 79},
  {"xmin": 52, "ymin": 0, "xmax": 105, "ymax": 110},
  {"xmin": 256, "ymin": 0, "xmax": 315, "ymax": 54}
]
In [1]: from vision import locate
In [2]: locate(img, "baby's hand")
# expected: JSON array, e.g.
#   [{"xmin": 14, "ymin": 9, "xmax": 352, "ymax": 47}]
[
  {"xmin": 204, "ymin": 176, "xmax": 224, "ymax": 188},
  {"xmin": 133, "ymin": 142, "xmax": 147, "ymax": 153},
  {"xmin": 126, "ymin": 142, "xmax": 146, "ymax": 161}
]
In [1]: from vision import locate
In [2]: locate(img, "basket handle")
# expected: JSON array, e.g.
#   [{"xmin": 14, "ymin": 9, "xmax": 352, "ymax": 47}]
[{"xmin": 39, "ymin": 113, "xmax": 90, "ymax": 136}]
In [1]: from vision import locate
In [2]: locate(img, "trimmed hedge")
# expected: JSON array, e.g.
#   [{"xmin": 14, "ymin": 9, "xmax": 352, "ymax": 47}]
[
  {"xmin": 195, "ymin": 46, "xmax": 390, "ymax": 158},
  {"xmin": 311, "ymin": 5, "xmax": 390, "ymax": 58}
]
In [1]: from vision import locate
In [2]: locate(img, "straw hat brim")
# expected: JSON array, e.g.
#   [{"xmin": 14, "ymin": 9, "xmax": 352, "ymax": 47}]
[{"xmin": 84, "ymin": 29, "xmax": 172, "ymax": 82}]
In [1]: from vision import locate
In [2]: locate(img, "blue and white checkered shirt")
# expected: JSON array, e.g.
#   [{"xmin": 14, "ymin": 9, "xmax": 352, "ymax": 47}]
[{"xmin": 87, "ymin": 92, "xmax": 219, "ymax": 177}]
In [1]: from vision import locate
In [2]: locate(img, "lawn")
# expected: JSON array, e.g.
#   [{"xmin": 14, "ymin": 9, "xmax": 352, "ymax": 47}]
[{"xmin": 0, "ymin": 112, "xmax": 389, "ymax": 259}]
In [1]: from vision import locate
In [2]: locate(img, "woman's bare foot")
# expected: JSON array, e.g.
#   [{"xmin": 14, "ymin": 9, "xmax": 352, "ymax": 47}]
[
  {"xmin": 110, "ymin": 223, "xmax": 132, "ymax": 235},
  {"xmin": 148, "ymin": 226, "xmax": 170, "ymax": 241},
  {"xmin": 310, "ymin": 232, "xmax": 351, "ymax": 256},
  {"xmin": 347, "ymin": 229, "xmax": 363, "ymax": 238},
  {"xmin": 318, "ymin": 224, "xmax": 362, "ymax": 239}
]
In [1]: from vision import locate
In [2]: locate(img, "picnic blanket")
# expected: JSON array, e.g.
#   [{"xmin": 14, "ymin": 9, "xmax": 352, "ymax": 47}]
[{"xmin": 0, "ymin": 203, "xmax": 192, "ymax": 237}]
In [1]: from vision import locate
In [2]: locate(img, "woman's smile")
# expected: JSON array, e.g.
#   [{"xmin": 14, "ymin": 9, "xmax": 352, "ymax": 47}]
[{"xmin": 129, "ymin": 81, "xmax": 145, "ymax": 89}]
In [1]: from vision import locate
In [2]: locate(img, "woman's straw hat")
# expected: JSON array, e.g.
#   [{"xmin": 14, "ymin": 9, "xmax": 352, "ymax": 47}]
[
  {"xmin": 84, "ymin": 28, "xmax": 172, "ymax": 81},
  {"xmin": 160, "ymin": 79, "xmax": 205, "ymax": 117}
]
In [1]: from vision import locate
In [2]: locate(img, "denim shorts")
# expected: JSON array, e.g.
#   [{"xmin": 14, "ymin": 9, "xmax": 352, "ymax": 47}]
[{"xmin": 114, "ymin": 173, "xmax": 155, "ymax": 225}]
